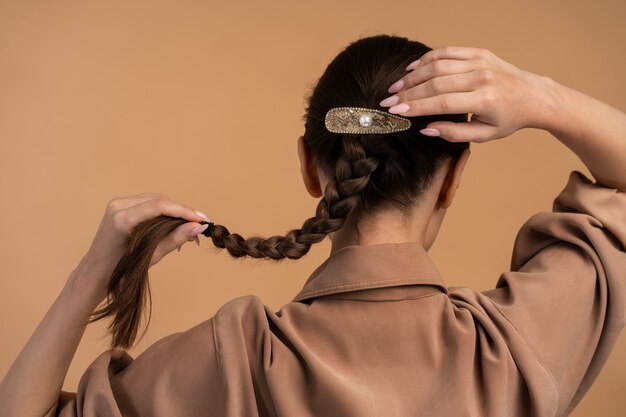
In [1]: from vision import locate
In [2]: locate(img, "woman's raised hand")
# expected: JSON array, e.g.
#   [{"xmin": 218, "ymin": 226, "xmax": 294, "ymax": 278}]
[
  {"xmin": 379, "ymin": 46, "xmax": 553, "ymax": 143},
  {"xmin": 78, "ymin": 193, "xmax": 210, "ymax": 295}
]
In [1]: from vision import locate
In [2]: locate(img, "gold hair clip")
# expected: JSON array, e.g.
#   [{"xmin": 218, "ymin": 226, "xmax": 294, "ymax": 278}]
[{"xmin": 324, "ymin": 107, "xmax": 411, "ymax": 135}]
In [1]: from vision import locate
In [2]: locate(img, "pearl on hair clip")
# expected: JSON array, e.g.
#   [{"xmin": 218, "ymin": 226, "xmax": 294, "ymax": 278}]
[{"xmin": 359, "ymin": 114, "xmax": 372, "ymax": 127}]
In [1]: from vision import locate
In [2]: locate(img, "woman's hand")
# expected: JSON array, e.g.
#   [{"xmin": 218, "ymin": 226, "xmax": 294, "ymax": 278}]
[
  {"xmin": 77, "ymin": 193, "xmax": 210, "ymax": 295},
  {"xmin": 379, "ymin": 46, "xmax": 555, "ymax": 143},
  {"xmin": 0, "ymin": 194, "xmax": 211, "ymax": 417}
]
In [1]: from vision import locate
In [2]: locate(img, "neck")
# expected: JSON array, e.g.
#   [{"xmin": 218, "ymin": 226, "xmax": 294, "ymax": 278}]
[
  {"xmin": 323, "ymin": 160, "xmax": 452, "ymax": 256},
  {"xmin": 328, "ymin": 206, "xmax": 431, "ymax": 255}
]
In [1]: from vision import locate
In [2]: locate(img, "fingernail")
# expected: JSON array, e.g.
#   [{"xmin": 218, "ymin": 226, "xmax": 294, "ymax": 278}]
[
  {"xmin": 420, "ymin": 128, "xmax": 441, "ymax": 137},
  {"xmin": 190, "ymin": 223, "xmax": 209, "ymax": 238},
  {"xmin": 388, "ymin": 103, "xmax": 410, "ymax": 114},
  {"xmin": 388, "ymin": 79, "xmax": 404, "ymax": 94},
  {"xmin": 194, "ymin": 235, "xmax": 200, "ymax": 246},
  {"xmin": 406, "ymin": 59, "xmax": 421, "ymax": 71},
  {"xmin": 195, "ymin": 210, "xmax": 211, "ymax": 222},
  {"xmin": 379, "ymin": 95, "xmax": 400, "ymax": 107}
]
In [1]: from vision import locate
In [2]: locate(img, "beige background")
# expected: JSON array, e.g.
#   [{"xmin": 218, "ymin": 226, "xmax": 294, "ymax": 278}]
[{"xmin": 1, "ymin": 0, "xmax": 624, "ymax": 415}]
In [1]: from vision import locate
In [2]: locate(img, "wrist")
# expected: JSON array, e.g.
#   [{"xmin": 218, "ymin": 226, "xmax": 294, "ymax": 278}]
[
  {"xmin": 522, "ymin": 71, "xmax": 566, "ymax": 132},
  {"xmin": 67, "ymin": 258, "xmax": 110, "ymax": 309}
]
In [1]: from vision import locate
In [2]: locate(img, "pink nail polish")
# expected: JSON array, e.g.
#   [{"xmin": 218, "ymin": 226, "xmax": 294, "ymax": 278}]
[
  {"xmin": 406, "ymin": 59, "xmax": 422, "ymax": 71},
  {"xmin": 195, "ymin": 210, "xmax": 211, "ymax": 222},
  {"xmin": 388, "ymin": 103, "xmax": 410, "ymax": 114},
  {"xmin": 388, "ymin": 79, "xmax": 404, "ymax": 94},
  {"xmin": 379, "ymin": 95, "xmax": 400, "ymax": 107},
  {"xmin": 420, "ymin": 128, "xmax": 441, "ymax": 137},
  {"xmin": 190, "ymin": 223, "xmax": 209, "ymax": 238}
]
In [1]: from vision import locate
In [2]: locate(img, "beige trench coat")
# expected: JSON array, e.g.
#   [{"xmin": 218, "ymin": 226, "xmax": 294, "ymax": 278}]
[{"xmin": 50, "ymin": 171, "xmax": 626, "ymax": 417}]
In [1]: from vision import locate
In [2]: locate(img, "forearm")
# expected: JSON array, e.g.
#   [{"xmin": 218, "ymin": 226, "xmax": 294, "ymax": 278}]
[
  {"xmin": 535, "ymin": 75, "xmax": 626, "ymax": 191},
  {"xmin": 0, "ymin": 261, "xmax": 106, "ymax": 417}
]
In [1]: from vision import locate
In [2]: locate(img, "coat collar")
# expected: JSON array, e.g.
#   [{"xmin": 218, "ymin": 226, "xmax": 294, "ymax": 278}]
[{"xmin": 292, "ymin": 241, "xmax": 448, "ymax": 303}]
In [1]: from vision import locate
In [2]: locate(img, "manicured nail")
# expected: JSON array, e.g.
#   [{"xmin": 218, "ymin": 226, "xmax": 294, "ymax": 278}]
[
  {"xmin": 195, "ymin": 210, "xmax": 211, "ymax": 222},
  {"xmin": 190, "ymin": 223, "xmax": 209, "ymax": 238},
  {"xmin": 406, "ymin": 59, "xmax": 421, "ymax": 71},
  {"xmin": 388, "ymin": 103, "xmax": 410, "ymax": 114},
  {"xmin": 194, "ymin": 235, "xmax": 200, "ymax": 246},
  {"xmin": 379, "ymin": 95, "xmax": 400, "ymax": 107},
  {"xmin": 420, "ymin": 128, "xmax": 441, "ymax": 137},
  {"xmin": 388, "ymin": 79, "xmax": 404, "ymax": 94}
]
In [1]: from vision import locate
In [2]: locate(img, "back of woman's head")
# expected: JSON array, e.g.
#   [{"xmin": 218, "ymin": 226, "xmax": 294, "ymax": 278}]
[
  {"xmin": 91, "ymin": 34, "xmax": 470, "ymax": 348},
  {"xmin": 302, "ymin": 35, "xmax": 469, "ymax": 234}
]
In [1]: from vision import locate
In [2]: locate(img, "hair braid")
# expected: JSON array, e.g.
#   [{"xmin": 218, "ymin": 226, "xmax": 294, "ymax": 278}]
[
  {"xmin": 92, "ymin": 35, "xmax": 472, "ymax": 349},
  {"xmin": 206, "ymin": 134, "xmax": 378, "ymax": 260},
  {"xmin": 93, "ymin": 139, "xmax": 376, "ymax": 347}
]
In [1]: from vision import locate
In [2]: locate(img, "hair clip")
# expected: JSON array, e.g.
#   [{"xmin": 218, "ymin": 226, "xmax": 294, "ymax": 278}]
[{"xmin": 324, "ymin": 107, "xmax": 411, "ymax": 135}]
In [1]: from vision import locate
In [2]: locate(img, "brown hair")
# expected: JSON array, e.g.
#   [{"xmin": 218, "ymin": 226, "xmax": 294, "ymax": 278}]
[{"xmin": 90, "ymin": 34, "xmax": 470, "ymax": 349}]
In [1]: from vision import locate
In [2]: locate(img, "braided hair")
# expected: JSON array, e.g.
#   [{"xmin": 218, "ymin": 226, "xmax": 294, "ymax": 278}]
[
  {"xmin": 91, "ymin": 34, "xmax": 470, "ymax": 348},
  {"xmin": 208, "ymin": 134, "xmax": 378, "ymax": 259}
]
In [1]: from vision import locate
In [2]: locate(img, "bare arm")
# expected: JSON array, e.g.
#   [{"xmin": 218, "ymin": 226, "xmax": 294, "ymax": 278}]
[
  {"xmin": 380, "ymin": 46, "xmax": 626, "ymax": 192},
  {"xmin": 538, "ymin": 75, "xmax": 626, "ymax": 192},
  {"xmin": 0, "ymin": 196, "xmax": 208, "ymax": 417},
  {"xmin": 0, "ymin": 261, "xmax": 104, "ymax": 417}
]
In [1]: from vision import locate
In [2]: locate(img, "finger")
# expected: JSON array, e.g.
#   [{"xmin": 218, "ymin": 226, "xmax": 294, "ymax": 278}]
[
  {"xmin": 388, "ymin": 59, "xmax": 481, "ymax": 94},
  {"xmin": 422, "ymin": 119, "xmax": 497, "ymax": 143},
  {"xmin": 107, "ymin": 193, "xmax": 169, "ymax": 212},
  {"xmin": 388, "ymin": 92, "xmax": 480, "ymax": 118},
  {"xmin": 407, "ymin": 46, "xmax": 492, "ymax": 70},
  {"xmin": 117, "ymin": 197, "xmax": 205, "ymax": 232},
  {"xmin": 382, "ymin": 71, "xmax": 485, "ymax": 107},
  {"xmin": 150, "ymin": 222, "xmax": 207, "ymax": 267}
]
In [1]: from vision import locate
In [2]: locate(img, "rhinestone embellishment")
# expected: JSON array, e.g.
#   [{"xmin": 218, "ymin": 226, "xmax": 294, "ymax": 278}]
[{"xmin": 325, "ymin": 107, "xmax": 411, "ymax": 135}]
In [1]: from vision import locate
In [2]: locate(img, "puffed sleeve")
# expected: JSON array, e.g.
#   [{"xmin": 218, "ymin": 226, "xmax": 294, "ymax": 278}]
[
  {"xmin": 478, "ymin": 170, "xmax": 626, "ymax": 416},
  {"xmin": 47, "ymin": 317, "xmax": 226, "ymax": 417}
]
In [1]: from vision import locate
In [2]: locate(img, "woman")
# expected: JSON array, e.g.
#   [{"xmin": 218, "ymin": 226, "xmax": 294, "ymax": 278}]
[{"xmin": 1, "ymin": 34, "xmax": 625, "ymax": 417}]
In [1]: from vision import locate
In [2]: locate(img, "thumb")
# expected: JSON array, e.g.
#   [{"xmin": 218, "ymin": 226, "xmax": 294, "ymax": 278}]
[
  {"xmin": 422, "ymin": 120, "xmax": 496, "ymax": 143},
  {"xmin": 150, "ymin": 222, "xmax": 208, "ymax": 268}
]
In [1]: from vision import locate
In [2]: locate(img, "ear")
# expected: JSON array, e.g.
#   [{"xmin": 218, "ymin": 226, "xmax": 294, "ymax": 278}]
[
  {"xmin": 438, "ymin": 148, "xmax": 471, "ymax": 209},
  {"xmin": 297, "ymin": 136, "xmax": 323, "ymax": 198}
]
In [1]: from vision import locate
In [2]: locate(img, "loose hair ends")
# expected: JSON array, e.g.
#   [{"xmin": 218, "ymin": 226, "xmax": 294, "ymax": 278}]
[
  {"xmin": 89, "ymin": 215, "xmax": 188, "ymax": 349},
  {"xmin": 90, "ymin": 210, "xmax": 336, "ymax": 349}
]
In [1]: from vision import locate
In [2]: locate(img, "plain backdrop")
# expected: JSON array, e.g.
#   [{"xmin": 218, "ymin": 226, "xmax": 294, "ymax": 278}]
[{"xmin": 1, "ymin": 1, "xmax": 625, "ymax": 415}]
